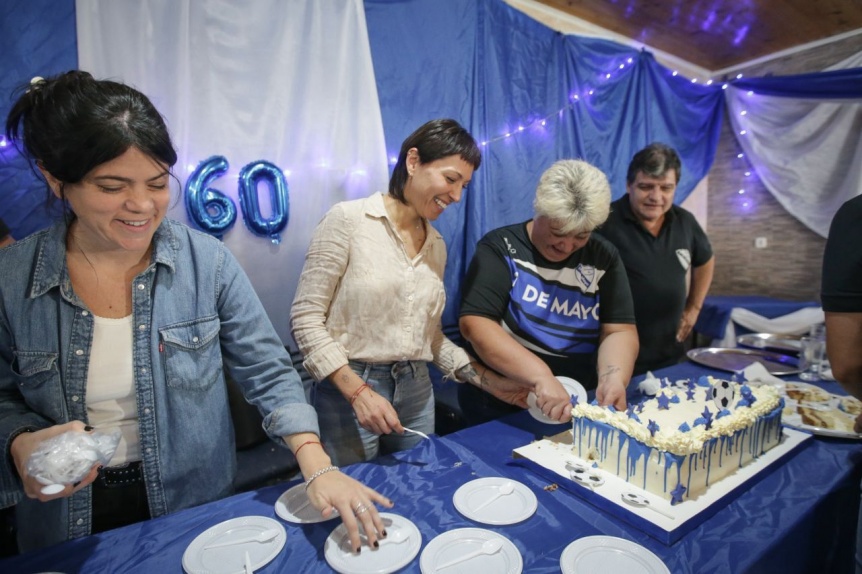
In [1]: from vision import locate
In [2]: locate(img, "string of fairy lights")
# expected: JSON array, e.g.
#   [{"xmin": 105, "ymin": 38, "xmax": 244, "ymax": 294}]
[
  {"xmin": 420, "ymin": 63, "xmax": 746, "ymax": 154},
  {"xmin": 732, "ymin": 87, "xmax": 756, "ymax": 213},
  {"xmin": 1, "ymin": 63, "xmax": 756, "ymax": 209}
]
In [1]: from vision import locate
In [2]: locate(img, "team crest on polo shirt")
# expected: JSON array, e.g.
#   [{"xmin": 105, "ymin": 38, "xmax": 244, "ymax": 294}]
[
  {"xmin": 676, "ymin": 249, "xmax": 691, "ymax": 270},
  {"xmin": 575, "ymin": 264, "xmax": 596, "ymax": 289}
]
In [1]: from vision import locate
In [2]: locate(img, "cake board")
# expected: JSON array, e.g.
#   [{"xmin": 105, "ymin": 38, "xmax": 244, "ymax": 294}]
[{"xmin": 512, "ymin": 427, "xmax": 811, "ymax": 545}]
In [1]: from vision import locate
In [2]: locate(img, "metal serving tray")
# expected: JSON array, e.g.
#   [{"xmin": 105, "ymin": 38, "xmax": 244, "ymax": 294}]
[
  {"xmin": 736, "ymin": 333, "xmax": 804, "ymax": 355},
  {"xmin": 686, "ymin": 347, "xmax": 801, "ymax": 376}
]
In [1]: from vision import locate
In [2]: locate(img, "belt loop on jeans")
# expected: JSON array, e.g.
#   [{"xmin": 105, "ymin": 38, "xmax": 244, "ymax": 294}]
[
  {"xmin": 391, "ymin": 360, "xmax": 415, "ymax": 380},
  {"xmin": 360, "ymin": 361, "xmax": 373, "ymax": 381},
  {"xmin": 96, "ymin": 461, "xmax": 144, "ymax": 488}
]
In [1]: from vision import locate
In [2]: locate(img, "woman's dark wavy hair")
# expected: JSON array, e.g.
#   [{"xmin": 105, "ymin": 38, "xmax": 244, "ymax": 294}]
[
  {"xmin": 5, "ymin": 70, "xmax": 178, "ymax": 193},
  {"xmin": 388, "ymin": 118, "xmax": 481, "ymax": 203}
]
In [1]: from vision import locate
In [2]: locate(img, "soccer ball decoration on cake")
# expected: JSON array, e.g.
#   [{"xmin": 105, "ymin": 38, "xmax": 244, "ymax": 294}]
[{"xmin": 711, "ymin": 379, "xmax": 736, "ymax": 410}]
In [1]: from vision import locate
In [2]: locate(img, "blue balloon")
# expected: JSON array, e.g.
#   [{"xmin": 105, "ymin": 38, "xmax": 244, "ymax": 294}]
[
  {"xmin": 238, "ymin": 160, "xmax": 290, "ymax": 244},
  {"xmin": 184, "ymin": 155, "xmax": 237, "ymax": 238}
]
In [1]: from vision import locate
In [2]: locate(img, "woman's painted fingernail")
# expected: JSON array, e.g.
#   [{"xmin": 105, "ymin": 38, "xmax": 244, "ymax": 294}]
[
  {"xmin": 354, "ymin": 547, "xmax": 361, "ymax": 554},
  {"xmin": 373, "ymin": 541, "xmax": 379, "ymax": 548},
  {"xmin": 84, "ymin": 426, "xmax": 94, "ymax": 431},
  {"xmin": 382, "ymin": 530, "xmax": 388, "ymax": 537}
]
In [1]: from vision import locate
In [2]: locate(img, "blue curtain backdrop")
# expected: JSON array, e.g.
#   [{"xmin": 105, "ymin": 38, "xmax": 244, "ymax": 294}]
[
  {"xmin": 2, "ymin": 0, "xmax": 726, "ymax": 335},
  {"xmin": 0, "ymin": 0, "xmax": 76, "ymax": 238},
  {"xmin": 364, "ymin": 0, "xmax": 724, "ymax": 330}
]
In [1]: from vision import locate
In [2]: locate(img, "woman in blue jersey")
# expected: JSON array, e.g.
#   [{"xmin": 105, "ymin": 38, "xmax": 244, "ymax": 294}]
[{"xmin": 458, "ymin": 159, "xmax": 639, "ymax": 425}]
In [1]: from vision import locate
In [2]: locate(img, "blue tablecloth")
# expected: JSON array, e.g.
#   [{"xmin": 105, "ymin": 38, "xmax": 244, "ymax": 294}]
[
  {"xmin": 2, "ymin": 363, "xmax": 860, "ymax": 574},
  {"xmin": 695, "ymin": 295, "xmax": 821, "ymax": 340}
]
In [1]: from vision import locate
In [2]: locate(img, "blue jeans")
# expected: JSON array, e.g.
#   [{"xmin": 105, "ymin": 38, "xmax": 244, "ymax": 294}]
[{"xmin": 314, "ymin": 360, "xmax": 434, "ymax": 467}]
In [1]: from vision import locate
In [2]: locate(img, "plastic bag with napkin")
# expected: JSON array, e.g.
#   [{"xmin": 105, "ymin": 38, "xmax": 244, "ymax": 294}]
[{"xmin": 26, "ymin": 429, "xmax": 121, "ymax": 494}]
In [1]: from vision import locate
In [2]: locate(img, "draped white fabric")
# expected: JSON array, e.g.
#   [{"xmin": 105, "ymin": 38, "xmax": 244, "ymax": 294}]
[
  {"xmin": 713, "ymin": 306, "xmax": 825, "ymax": 348},
  {"xmin": 76, "ymin": 0, "xmax": 390, "ymax": 342},
  {"xmin": 726, "ymin": 51, "xmax": 862, "ymax": 238}
]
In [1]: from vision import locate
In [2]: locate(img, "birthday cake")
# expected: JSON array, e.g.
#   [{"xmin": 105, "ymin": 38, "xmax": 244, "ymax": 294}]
[{"xmin": 570, "ymin": 376, "xmax": 784, "ymax": 504}]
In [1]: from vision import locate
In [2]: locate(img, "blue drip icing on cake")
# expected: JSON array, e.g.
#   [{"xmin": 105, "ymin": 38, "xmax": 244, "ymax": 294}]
[{"xmin": 571, "ymin": 378, "xmax": 784, "ymax": 503}]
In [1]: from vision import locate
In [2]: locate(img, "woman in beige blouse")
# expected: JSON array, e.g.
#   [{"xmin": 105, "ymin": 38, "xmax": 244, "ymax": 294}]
[{"xmin": 291, "ymin": 119, "xmax": 524, "ymax": 466}]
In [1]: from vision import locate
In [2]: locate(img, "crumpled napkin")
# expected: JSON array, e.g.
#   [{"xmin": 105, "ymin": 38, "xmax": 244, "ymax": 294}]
[{"xmin": 637, "ymin": 371, "xmax": 662, "ymax": 395}]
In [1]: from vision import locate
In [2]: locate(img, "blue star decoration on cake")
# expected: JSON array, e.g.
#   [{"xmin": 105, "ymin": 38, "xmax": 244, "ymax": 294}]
[
  {"xmin": 736, "ymin": 385, "xmax": 758, "ymax": 408},
  {"xmin": 678, "ymin": 422, "xmax": 691, "ymax": 432},
  {"xmin": 656, "ymin": 393, "xmax": 671, "ymax": 410},
  {"xmin": 569, "ymin": 394, "xmax": 580, "ymax": 407},
  {"xmin": 648, "ymin": 420, "xmax": 660, "ymax": 437},
  {"xmin": 685, "ymin": 378, "xmax": 695, "ymax": 389},
  {"xmin": 685, "ymin": 388, "xmax": 696, "ymax": 401},
  {"xmin": 671, "ymin": 482, "xmax": 687, "ymax": 505},
  {"xmin": 626, "ymin": 404, "xmax": 641, "ymax": 423},
  {"xmin": 694, "ymin": 406, "xmax": 714, "ymax": 430}
]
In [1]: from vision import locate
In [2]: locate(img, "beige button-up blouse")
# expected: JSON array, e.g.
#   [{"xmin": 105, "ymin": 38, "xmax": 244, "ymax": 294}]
[{"xmin": 290, "ymin": 192, "xmax": 470, "ymax": 382}]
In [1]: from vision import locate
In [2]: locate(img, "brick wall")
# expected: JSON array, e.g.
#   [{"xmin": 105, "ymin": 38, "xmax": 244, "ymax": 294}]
[{"xmin": 707, "ymin": 35, "xmax": 862, "ymax": 301}]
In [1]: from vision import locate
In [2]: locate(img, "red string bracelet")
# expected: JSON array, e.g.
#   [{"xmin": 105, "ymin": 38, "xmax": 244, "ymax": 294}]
[
  {"xmin": 350, "ymin": 383, "xmax": 370, "ymax": 405},
  {"xmin": 294, "ymin": 440, "xmax": 322, "ymax": 457}
]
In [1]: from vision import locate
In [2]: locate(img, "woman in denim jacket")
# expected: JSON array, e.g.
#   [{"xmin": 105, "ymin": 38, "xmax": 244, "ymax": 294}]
[{"xmin": 0, "ymin": 71, "xmax": 390, "ymax": 553}]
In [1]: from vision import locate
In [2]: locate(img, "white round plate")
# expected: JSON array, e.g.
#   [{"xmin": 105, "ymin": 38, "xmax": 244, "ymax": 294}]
[
  {"xmin": 527, "ymin": 376, "xmax": 588, "ymax": 424},
  {"xmin": 420, "ymin": 528, "xmax": 521, "ymax": 574},
  {"xmin": 560, "ymin": 536, "xmax": 669, "ymax": 574},
  {"xmin": 324, "ymin": 512, "xmax": 421, "ymax": 574},
  {"xmin": 275, "ymin": 482, "xmax": 339, "ymax": 524},
  {"xmin": 452, "ymin": 477, "xmax": 537, "ymax": 525},
  {"xmin": 182, "ymin": 516, "xmax": 286, "ymax": 574}
]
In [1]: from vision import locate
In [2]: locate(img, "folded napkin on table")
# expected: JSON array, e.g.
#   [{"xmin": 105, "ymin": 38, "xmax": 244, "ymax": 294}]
[{"xmin": 741, "ymin": 362, "xmax": 786, "ymax": 386}]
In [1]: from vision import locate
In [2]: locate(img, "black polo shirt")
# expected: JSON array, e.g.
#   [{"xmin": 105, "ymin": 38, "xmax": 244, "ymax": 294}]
[{"xmin": 596, "ymin": 196, "xmax": 712, "ymax": 374}]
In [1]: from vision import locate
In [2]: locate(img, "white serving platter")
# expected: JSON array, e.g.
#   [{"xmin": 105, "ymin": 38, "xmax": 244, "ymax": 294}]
[{"xmin": 512, "ymin": 427, "xmax": 810, "ymax": 544}]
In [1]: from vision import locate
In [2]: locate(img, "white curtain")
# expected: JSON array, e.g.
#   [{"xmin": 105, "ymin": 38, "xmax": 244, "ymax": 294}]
[
  {"xmin": 726, "ymin": 51, "xmax": 862, "ymax": 237},
  {"xmin": 76, "ymin": 0, "xmax": 390, "ymax": 343}
]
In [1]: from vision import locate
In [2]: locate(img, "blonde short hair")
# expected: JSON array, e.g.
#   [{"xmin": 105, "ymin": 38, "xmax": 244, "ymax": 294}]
[{"xmin": 533, "ymin": 160, "xmax": 611, "ymax": 234}]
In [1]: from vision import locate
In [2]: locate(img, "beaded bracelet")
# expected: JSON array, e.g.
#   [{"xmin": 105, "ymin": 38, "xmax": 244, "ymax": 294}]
[
  {"xmin": 304, "ymin": 465, "xmax": 339, "ymax": 490},
  {"xmin": 294, "ymin": 440, "xmax": 322, "ymax": 457},
  {"xmin": 349, "ymin": 383, "xmax": 370, "ymax": 405}
]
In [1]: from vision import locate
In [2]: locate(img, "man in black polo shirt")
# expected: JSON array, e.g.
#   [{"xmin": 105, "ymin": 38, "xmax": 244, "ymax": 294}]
[{"xmin": 597, "ymin": 143, "xmax": 714, "ymax": 375}]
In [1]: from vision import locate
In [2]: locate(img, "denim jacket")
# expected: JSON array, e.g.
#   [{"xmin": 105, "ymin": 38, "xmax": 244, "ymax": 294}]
[{"xmin": 0, "ymin": 219, "xmax": 318, "ymax": 551}]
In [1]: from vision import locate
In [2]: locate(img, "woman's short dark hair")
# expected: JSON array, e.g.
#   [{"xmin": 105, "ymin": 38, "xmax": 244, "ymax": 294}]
[
  {"xmin": 5, "ymin": 70, "xmax": 178, "ymax": 187},
  {"xmin": 388, "ymin": 119, "xmax": 481, "ymax": 202}
]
